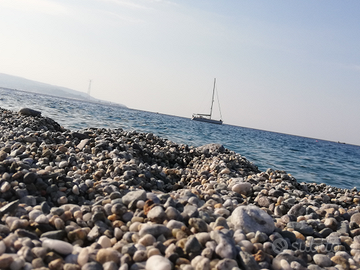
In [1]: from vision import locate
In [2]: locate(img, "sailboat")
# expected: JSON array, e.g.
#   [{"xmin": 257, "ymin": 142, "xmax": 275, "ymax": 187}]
[{"xmin": 192, "ymin": 78, "xmax": 223, "ymax": 125}]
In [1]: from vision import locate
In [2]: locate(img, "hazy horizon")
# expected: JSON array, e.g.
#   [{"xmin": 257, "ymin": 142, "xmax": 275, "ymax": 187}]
[{"xmin": 0, "ymin": 0, "xmax": 359, "ymax": 145}]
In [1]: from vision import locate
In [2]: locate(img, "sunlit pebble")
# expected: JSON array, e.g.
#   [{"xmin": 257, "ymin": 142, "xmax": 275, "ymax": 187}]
[
  {"xmin": 35, "ymin": 214, "xmax": 49, "ymax": 224},
  {"xmin": 73, "ymin": 210, "xmax": 82, "ymax": 219},
  {"xmin": 98, "ymin": 235, "xmax": 112, "ymax": 248},
  {"xmin": 72, "ymin": 185, "xmax": 80, "ymax": 195},
  {"xmin": 0, "ymin": 182, "xmax": 11, "ymax": 192},
  {"xmin": 29, "ymin": 210, "xmax": 43, "ymax": 221},
  {"xmin": 11, "ymin": 181, "xmax": 18, "ymax": 187},
  {"xmin": 57, "ymin": 196, "xmax": 68, "ymax": 205},
  {"xmin": 147, "ymin": 248, "xmax": 161, "ymax": 257},
  {"xmin": 133, "ymin": 250, "xmax": 147, "ymax": 262},
  {"xmin": 45, "ymin": 166, "xmax": 53, "ymax": 171},
  {"xmin": 77, "ymin": 248, "xmax": 89, "ymax": 266},
  {"xmin": 54, "ymin": 218, "xmax": 65, "ymax": 230},
  {"xmin": 61, "ymin": 211, "xmax": 73, "ymax": 222},
  {"xmin": 136, "ymin": 200, "xmax": 145, "ymax": 209},
  {"xmin": 114, "ymin": 228, "xmax": 123, "ymax": 240}
]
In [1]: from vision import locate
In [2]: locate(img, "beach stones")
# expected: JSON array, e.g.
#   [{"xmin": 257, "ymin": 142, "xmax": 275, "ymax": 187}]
[
  {"xmin": 1, "ymin": 106, "xmax": 360, "ymax": 270},
  {"xmin": 229, "ymin": 205, "xmax": 275, "ymax": 234}
]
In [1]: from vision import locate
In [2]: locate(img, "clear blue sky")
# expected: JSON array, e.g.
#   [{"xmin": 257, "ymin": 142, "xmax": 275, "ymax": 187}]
[{"xmin": 0, "ymin": 0, "xmax": 359, "ymax": 144}]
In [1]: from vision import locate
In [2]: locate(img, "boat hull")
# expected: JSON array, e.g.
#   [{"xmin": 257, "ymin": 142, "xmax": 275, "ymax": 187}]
[{"xmin": 192, "ymin": 116, "xmax": 223, "ymax": 125}]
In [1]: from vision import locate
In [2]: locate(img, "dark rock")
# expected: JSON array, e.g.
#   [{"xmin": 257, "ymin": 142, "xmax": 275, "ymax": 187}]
[{"xmin": 19, "ymin": 108, "xmax": 41, "ymax": 117}]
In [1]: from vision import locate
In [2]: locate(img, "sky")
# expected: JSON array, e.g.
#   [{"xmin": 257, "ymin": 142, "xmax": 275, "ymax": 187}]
[{"xmin": 0, "ymin": 0, "xmax": 360, "ymax": 145}]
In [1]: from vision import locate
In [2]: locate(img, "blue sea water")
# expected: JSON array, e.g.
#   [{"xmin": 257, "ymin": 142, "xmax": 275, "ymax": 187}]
[{"xmin": 1, "ymin": 88, "xmax": 359, "ymax": 190}]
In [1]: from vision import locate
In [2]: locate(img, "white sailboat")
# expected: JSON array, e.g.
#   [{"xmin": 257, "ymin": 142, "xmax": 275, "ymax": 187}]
[{"xmin": 192, "ymin": 78, "xmax": 223, "ymax": 125}]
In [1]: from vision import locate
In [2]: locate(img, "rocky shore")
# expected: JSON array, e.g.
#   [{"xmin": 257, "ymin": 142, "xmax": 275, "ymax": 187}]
[{"xmin": 0, "ymin": 106, "xmax": 359, "ymax": 270}]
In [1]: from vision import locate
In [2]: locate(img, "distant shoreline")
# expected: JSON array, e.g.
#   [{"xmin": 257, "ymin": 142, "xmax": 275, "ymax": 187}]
[{"xmin": 0, "ymin": 86, "xmax": 127, "ymax": 109}]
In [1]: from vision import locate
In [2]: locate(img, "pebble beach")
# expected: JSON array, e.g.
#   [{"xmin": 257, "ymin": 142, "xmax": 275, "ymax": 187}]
[{"xmin": 0, "ymin": 107, "xmax": 359, "ymax": 270}]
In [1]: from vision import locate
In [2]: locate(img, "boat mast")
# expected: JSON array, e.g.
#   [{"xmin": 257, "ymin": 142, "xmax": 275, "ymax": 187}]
[
  {"xmin": 209, "ymin": 78, "xmax": 216, "ymax": 119},
  {"xmin": 87, "ymin": 80, "xmax": 92, "ymax": 100}
]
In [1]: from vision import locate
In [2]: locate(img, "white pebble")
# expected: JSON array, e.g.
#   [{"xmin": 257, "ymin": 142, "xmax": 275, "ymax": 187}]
[
  {"xmin": 98, "ymin": 235, "xmax": 111, "ymax": 248},
  {"xmin": 57, "ymin": 196, "xmax": 68, "ymax": 205},
  {"xmin": 137, "ymin": 200, "xmax": 145, "ymax": 209},
  {"xmin": 59, "ymin": 161, "xmax": 68, "ymax": 168},
  {"xmin": 0, "ymin": 182, "xmax": 11, "ymax": 193},
  {"xmin": 146, "ymin": 255, "xmax": 172, "ymax": 270},
  {"xmin": 78, "ymin": 248, "xmax": 89, "ymax": 266},
  {"xmin": 72, "ymin": 185, "xmax": 80, "ymax": 195},
  {"xmin": 42, "ymin": 239, "xmax": 73, "ymax": 255}
]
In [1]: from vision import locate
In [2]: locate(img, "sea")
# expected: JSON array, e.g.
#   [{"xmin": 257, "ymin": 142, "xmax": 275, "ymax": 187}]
[{"xmin": 0, "ymin": 87, "xmax": 359, "ymax": 190}]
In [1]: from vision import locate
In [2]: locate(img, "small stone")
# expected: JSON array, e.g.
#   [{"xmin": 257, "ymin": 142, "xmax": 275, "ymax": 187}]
[
  {"xmin": 189, "ymin": 218, "xmax": 208, "ymax": 233},
  {"xmin": 42, "ymin": 239, "xmax": 74, "ymax": 255},
  {"xmin": 133, "ymin": 250, "xmax": 147, "ymax": 262},
  {"xmin": 239, "ymin": 251, "xmax": 260, "ymax": 270},
  {"xmin": 0, "ymin": 241, "xmax": 6, "ymax": 255},
  {"xmin": 19, "ymin": 108, "xmax": 41, "ymax": 116},
  {"xmin": 331, "ymin": 255, "xmax": 350, "ymax": 270},
  {"xmin": 0, "ymin": 254, "xmax": 14, "ymax": 269},
  {"xmin": 0, "ymin": 200, "xmax": 19, "ymax": 216},
  {"xmin": 77, "ymin": 248, "xmax": 89, "ymax": 266},
  {"xmin": 81, "ymin": 262, "xmax": 103, "ymax": 270},
  {"xmin": 96, "ymin": 248, "xmax": 120, "ymax": 264},
  {"xmin": 10, "ymin": 257, "xmax": 25, "ymax": 270},
  {"xmin": 32, "ymin": 257, "xmax": 45, "ymax": 268},
  {"xmin": 138, "ymin": 234, "xmax": 156, "ymax": 246},
  {"xmin": 64, "ymin": 264, "xmax": 81, "ymax": 270},
  {"xmin": 122, "ymin": 190, "xmax": 147, "ymax": 206},
  {"xmin": 214, "ymin": 258, "xmax": 238, "ymax": 270},
  {"xmin": 287, "ymin": 204, "xmax": 306, "ymax": 217},
  {"xmin": 191, "ymin": 255, "xmax": 210, "ymax": 270},
  {"xmin": 313, "ymin": 254, "xmax": 332, "ymax": 267},
  {"xmin": 139, "ymin": 224, "xmax": 171, "ymax": 238},
  {"xmin": 324, "ymin": 217, "xmax": 338, "ymax": 231},
  {"xmin": 232, "ymin": 182, "xmax": 252, "ymax": 195},
  {"xmin": 103, "ymin": 261, "xmax": 118, "ymax": 270},
  {"xmin": 257, "ymin": 196, "xmax": 271, "ymax": 208},
  {"xmin": 229, "ymin": 205, "xmax": 275, "ymax": 234},
  {"xmin": 147, "ymin": 206, "xmax": 166, "ymax": 224},
  {"xmin": 272, "ymin": 253, "xmax": 307, "ymax": 270},
  {"xmin": 146, "ymin": 255, "xmax": 172, "ymax": 270},
  {"xmin": 98, "ymin": 235, "xmax": 112, "ymax": 248},
  {"xmin": 351, "ymin": 213, "xmax": 360, "ymax": 225},
  {"xmin": 48, "ymin": 258, "xmax": 64, "ymax": 270},
  {"xmin": 59, "ymin": 161, "xmax": 69, "ymax": 168},
  {"xmin": 185, "ymin": 235, "xmax": 202, "ymax": 254}
]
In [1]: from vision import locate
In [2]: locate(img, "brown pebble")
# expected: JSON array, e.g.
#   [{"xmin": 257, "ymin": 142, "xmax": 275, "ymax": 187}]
[
  {"xmin": 49, "ymin": 258, "xmax": 64, "ymax": 270},
  {"xmin": 331, "ymin": 255, "xmax": 350, "ymax": 270},
  {"xmin": 254, "ymin": 250, "xmax": 266, "ymax": 262},
  {"xmin": 176, "ymin": 257, "xmax": 191, "ymax": 265},
  {"xmin": 0, "ymin": 254, "xmax": 14, "ymax": 269}
]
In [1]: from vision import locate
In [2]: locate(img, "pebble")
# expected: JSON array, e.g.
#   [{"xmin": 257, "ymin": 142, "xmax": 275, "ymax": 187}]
[
  {"xmin": 229, "ymin": 204, "xmax": 275, "ymax": 234},
  {"xmin": 146, "ymin": 255, "xmax": 172, "ymax": 270},
  {"xmin": 42, "ymin": 239, "xmax": 74, "ymax": 255},
  {"xmin": 313, "ymin": 254, "xmax": 332, "ymax": 267}
]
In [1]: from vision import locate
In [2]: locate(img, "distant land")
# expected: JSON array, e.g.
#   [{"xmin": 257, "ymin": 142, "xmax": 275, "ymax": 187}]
[{"xmin": 0, "ymin": 73, "xmax": 126, "ymax": 108}]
